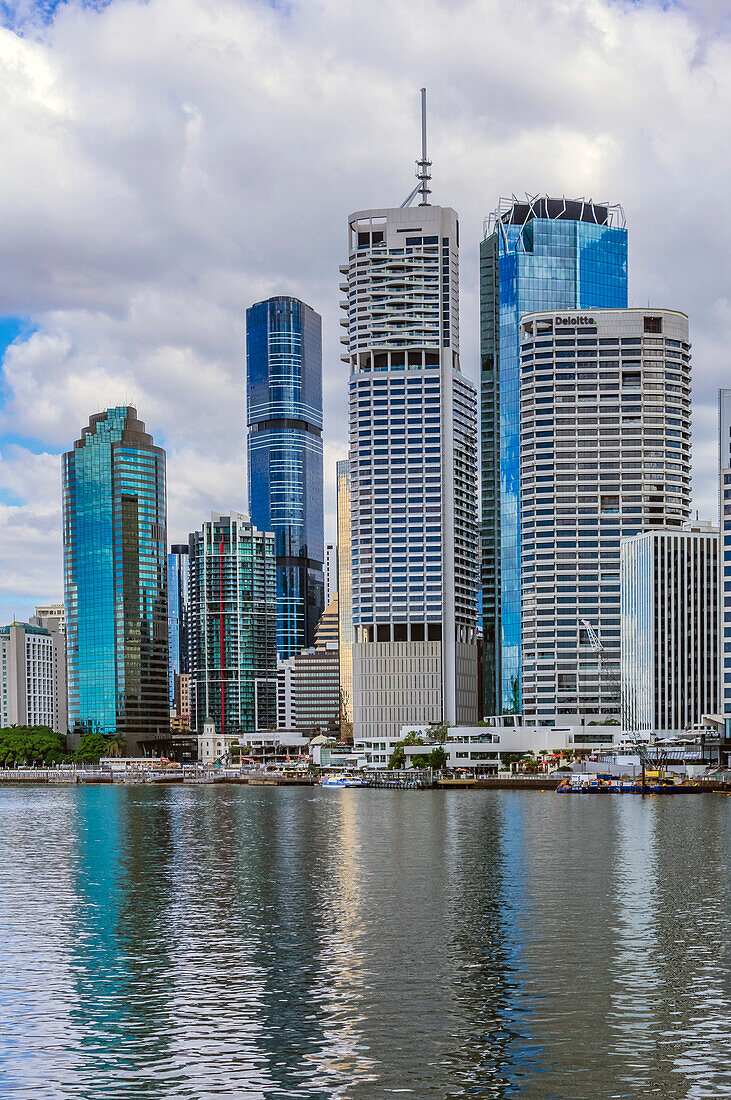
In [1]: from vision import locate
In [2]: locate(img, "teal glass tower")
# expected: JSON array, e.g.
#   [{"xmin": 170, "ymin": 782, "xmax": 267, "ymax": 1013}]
[
  {"xmin": 246, "ymin": 296, "xmax": 325, "ymax": 658},
  {"xmin": 62, "ymin": 407, "xmax": 169, "ymax": 752},
  {"xmin": 188, "ymin": 512, "xmax": 277, "ymax": 735},
  {"xmin": 480, "ymin": 197, "xmax": 628, "ymax": 714}
]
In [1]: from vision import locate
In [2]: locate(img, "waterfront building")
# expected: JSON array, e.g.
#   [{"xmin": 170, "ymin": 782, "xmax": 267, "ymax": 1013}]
[
  {"xmin": 621, "ymin": 522, "xmax": 717, "ymax": 735},
  {"xmin": 325, "ymin": 542, "xmax": 337, "ymax": 607},
  {"xmin": 30, "ymin": 602, "xmax": 68, "ymax": 734},
  {"xmin": 188, "ymin": 511, "xmax": 277, "ymax": 736},
  {"xmin": 336, "ymin": 459, "xmax": 353, "ymax": 735},
  {"xmin": 62, "ymin": 407, "xmax": 168, "ymax": 752},
  {"xmin": 167, "ymin": 544, "xmax": 189, "ymax": 711},
  {"xmin": 518, "ymin": 308, "xmax": 691, "ymax": 721},
  {"xmin": 341, "ymin": 98, "xmax": 479, "ymax": 740},
  {"xmin": 718, "ymin": 389, "xmax": 731, "ymax": 713},
  {"xmin": 0, "ymin": 621, "xmax": 67, "ymax": 735},
  {"xmin": 246, "ymin": 296, "xmax": 325, "ymax": 658},
  {"xmin": 480, "ymin": 196, "xmax": 628, "ymax": 713}
]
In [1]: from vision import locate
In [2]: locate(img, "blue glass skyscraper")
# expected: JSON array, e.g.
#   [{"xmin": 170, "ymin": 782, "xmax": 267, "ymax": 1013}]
[
  {"xmin": 246, "ymin": 296, "xmax": 325, "ymax": 658},
  {"xmin": 480, "ymin": 197, "xmax": 628, "ymax": 714},
  {"xmin": 167, "ymin": 544, "xmax": 189, "ymax": 707},
  {"xmin": 63, "ymin": 406, "xmax": 169, "ymax": 752}
]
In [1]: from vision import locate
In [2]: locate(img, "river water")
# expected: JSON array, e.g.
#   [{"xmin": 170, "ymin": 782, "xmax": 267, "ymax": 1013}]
[{"xmin": 0, "ymin": 785, "xmax": 729, "ymax": 1098}]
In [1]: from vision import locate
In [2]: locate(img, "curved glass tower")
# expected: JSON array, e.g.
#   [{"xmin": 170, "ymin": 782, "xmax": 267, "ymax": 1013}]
[
  {"xmin": 62, "ymin": 406, "xmax": 168, "ymax": 752},
  {"xmin": 246, "ymin": 296, "xmax": 325, "ymax": 658},
  {"xmin": 480, "ymin": 196, "xmax": 628, "ymax": 714}
]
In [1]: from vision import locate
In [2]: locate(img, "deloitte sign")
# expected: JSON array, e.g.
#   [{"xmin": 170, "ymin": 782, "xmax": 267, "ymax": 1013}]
[{"xmin": 555, "ymin": 314, "xmax": 596, "ymax": 325}]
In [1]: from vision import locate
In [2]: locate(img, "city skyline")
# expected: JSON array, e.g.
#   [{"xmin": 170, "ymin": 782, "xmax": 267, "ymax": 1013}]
[{"xmin": 0, "ymin": 0, "xmax": 729, "ymax": 625}]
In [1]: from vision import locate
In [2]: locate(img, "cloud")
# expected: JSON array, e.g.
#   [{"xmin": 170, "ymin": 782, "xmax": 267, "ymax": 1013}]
[{"xmin": 0, "ymin": 0, "xmax": 728, "ymax": 610}]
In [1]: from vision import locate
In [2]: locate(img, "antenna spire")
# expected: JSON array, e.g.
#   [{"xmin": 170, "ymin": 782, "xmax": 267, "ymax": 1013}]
[
  {"xmin": 417, "ymin": 87, "xmax": 431, "ymax": 206},
  {"xmin": 400, "ymin": 87, "xmax": 432, "ymax": 208}
]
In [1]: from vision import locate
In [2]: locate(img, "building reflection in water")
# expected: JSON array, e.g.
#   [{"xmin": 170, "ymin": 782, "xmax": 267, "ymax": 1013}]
[{"xmin": 0, "ymin": 787, "xmax": 730, "ymax": 1099}]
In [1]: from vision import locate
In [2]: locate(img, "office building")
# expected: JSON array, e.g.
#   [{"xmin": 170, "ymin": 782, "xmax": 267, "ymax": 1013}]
[
  {"xmin": 325, "ymin": 542, "xmax": 337, "ymax": 606},
  {"xmin": 30, "ymin": 603, "xmax": 68, "ymax": 735},
  {"xmin": 246, "ymin": 296, "xmax": 325, "ymax": 658},
  {"xmin": 0, "ymin": 621, "xmax": 67, "ymax": 735},
  {"xmin": 719, "ymin": 389, "xmax": 731, "ymax": 713},
  {"xmin": 621, "ymin": 522, "xmax": 717, "ymax": 734},
  {"xmin": 518, "ymin": 308, "xmax": 691, "ymax": 721},
  {"xmin": 341, "ymin": 97, "xmax": 479, "ymax": 740},
  {"xmin": 276, "ymin": 597, "xmax": 341, "ymax": 734},
  {"xmin": 62, "ymin": 407, "xmax": 168, "ymax": 752},
  {"xmin": 315, "ymin": 595, "xmax": 339, "ymax": 647},
  {"xmin": 480, "ymin": 196, "xmax": 628, "ymax": 713},
  {"xmin": 188, "ymin": 512, "xmax": 277, "ymax": 735},
  {"xmin": 167, "ymin": 544, "xmax": 189, "ymax": 711},
  {"xmin": 336, "ymin": 459, "xmax": 353, "ymax": 735}
]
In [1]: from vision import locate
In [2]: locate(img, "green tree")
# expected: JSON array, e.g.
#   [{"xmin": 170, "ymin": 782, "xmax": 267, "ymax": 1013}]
[
  {"xmin": 0, "ymin": 726, "xmax": 67, "ymax": 766},
  {"xmin": 389, "ymin": 743, "xmax": 406, "ymax": 769},
  {"xmin": 426, "ymin": 722, "xmax": 450, "ymax": 743},
  {"xmin": 388, "ymin": 730, "xmax": 425, "ymax": 769},
  {"xmin": 74, "ymin": 733, "xmax": 111, "ymax": 764},
  {"xmin": 427, "ymin": 746, "xmax": 447, "ymax": 770}
]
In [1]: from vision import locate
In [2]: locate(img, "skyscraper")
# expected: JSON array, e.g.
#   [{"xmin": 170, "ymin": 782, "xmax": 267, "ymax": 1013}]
[
  {"xmin": 342, "ymin": 92, "xmax": 479, "ymax": 740},
  {"xmin": 336, "ymin": 459, "xmax": 353, "ymax": 736},
  {"xmin": 188, "ymin": 511, "xmax": 277, "ymax": 736},
  {"xmin": 480, "ymin": 196, "xmax": 628, "ymax": 713},
  {"xmin": 518, "ymin": 308, "xmax": 691, "ymax": 720},
  {"xmin": 718, "ymin": 389, "xmax": 731, "ymax": 713},
  {"xmin": 622, "ymin": 522, "xmax": 717, "ymax": 734},
  {"xmin": 246, "ymin": 296, "xmax": 325, "ymax": 658},
  {"xmin": 167, "ymin": 544, "xmax": 189, "ymax": 709},
  {"xmin": 62, "ymin": 407, "xmax": 168, "ymax": 752}
]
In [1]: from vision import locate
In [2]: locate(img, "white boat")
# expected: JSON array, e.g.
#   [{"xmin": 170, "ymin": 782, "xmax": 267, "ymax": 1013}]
[{"xmin": 321, "ymin": 774, "xmax": 365, "ymax": 788}]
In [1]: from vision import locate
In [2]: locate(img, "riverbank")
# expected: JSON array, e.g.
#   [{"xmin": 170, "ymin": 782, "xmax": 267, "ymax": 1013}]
[{"xmin": 1, "ymin": 768, "xmax": 729, "ymax": 792}]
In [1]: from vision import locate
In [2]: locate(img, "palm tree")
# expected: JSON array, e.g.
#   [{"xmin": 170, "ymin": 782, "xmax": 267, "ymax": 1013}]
[{"xmin": 107, "ymin": 733, "xmax": 125, "ymax": 759}]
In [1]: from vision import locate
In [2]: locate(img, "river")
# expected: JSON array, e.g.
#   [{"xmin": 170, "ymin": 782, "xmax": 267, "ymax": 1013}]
[{"xmin": 0, "ymin": 785, "xmax": 729, "ymax": 1098}]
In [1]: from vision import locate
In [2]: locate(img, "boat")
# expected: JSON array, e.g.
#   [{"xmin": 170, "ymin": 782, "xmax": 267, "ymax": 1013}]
[
  {"xmin": 321, "ymin": 774, "xmax": 365, "ymax": 788},
  {"xmin": 556, "ymin": 772, "xmax": 698, "ymax": 794}
]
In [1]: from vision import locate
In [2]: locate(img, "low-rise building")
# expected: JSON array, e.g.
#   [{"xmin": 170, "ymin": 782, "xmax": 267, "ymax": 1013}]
[{"xmin": 355, "ymin": 721, "xmax": 620, "ymax": 770}]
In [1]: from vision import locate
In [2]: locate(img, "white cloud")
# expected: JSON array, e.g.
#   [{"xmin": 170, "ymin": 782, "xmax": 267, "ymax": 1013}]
[{"xmin": 0, "ymin": 0, "xmax": 728, "ymax": 609}]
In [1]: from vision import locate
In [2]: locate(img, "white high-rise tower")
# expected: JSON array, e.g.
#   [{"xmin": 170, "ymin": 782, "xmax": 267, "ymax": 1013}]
[{"xmin": 341, "ymin": 91, "xmax": 479, "ymax": 740}]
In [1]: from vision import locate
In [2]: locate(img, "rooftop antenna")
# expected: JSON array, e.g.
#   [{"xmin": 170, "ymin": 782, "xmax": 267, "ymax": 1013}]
[{"xmin": 400, "ymin": 87, "xmax": 432, "ymax": 208}]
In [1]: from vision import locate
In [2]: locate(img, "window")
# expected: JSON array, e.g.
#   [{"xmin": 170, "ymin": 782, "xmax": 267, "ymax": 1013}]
[{"xmin": 644, "ymin": 316, "xmax": 662, "ymax": 333}]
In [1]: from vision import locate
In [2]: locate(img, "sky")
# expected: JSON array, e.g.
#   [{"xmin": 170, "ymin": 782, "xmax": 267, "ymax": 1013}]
[{"xmin": 0, "ymin": 0, "xmax": 729, "ymax": 625}]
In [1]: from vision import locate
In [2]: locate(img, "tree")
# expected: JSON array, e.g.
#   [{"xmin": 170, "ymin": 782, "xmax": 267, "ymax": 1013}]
[
  {"xmin": 426, "ymin": 722, "xmax": 450, "ymax": 743},
  {"xmin": 389, "ymin": 744, "xmax": 406, "ymax": 769},
  {"xmin": 388, "ymin": 731, "xmax": 424, "ymax": 769},
  {"xmin": 74, "ymin": 733, "xmax": 111, "ymax": 764},
  {"xmin": 427, "ymin": 746, "xmax": 447, "ymax": 770},
  {"xmin": 107, "ymin": 733, "xmax": 126, "ymax": 758},
  {"xmin": 0, "ymin": 726, "xmax": 67, "ymax": 766}
]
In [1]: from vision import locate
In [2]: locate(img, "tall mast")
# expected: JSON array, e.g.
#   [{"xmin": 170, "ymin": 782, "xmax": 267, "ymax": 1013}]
[
  {"xmin": 418, "ymin": 87, "xmax": 431, "ymax": 206},
  {"xmin": 400, "ymin": 87, "xmax": 432, "ymax": 208}
]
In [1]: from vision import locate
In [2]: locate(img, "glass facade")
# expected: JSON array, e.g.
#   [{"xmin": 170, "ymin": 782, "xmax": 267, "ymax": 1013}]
[
  {"xmin": 63, "ymin": 407, "xmax": 169, "ymax": 751},
  {"xmin": 480, "ymin": 197, "xmax": 628, "ymax": 713},
  {"xmin": 188, "ymin": 512, "xmax": 277, "ymax": 735},
  {"xmin": 246, "ymin": 296, "xmax": 325, "ymax": 659},
  {"xmin": 167, "ymin": 544, "xmax": 189, "ymax": 707}
]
